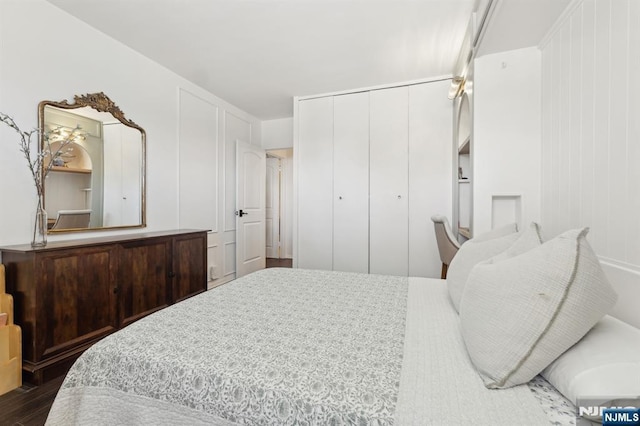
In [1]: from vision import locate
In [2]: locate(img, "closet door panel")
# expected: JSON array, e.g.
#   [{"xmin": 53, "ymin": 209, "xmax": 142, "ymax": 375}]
[
  {"xmin": 369, "ymin": 87, "xmax": 409, "ymax": 276},
  {"xmin": 408, "ymin": 81, "xmax": 453, "ymax": 278},
  {"xmin": 297, "ymin": 97, "xmax": 334, "ymax": 270},
  {"xmin": 333, "ymin": 92, "xmax": 370, "ymax": 273}
]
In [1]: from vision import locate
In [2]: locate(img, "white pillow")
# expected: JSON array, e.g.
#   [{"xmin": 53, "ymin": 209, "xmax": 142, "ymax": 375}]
[
  {"xmin": 446, "ymin": 226, "xmax": 520, "ymax": 313},
  {"xmin": 460, "ymin": 228, "xmax": 618, "ymax": 389},
  {"xmin": 542, "ymin": 315, "xmax": 640, "ymax": 406},
  {"xmin": 471, "ymin": 223, "xmax": 518, "ymax": 243},
  {"xmin": 489, "ymin": 222, "xmax": 543, "ymax": 264}
]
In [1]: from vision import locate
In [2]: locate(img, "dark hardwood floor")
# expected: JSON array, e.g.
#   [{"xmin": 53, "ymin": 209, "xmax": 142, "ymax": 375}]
[
  {"xmin": 0, "ymin": 375, "xmax": 64, "ymax": 426},
  {"xmin": 266, "ymin": 257, "xmax": 292, "ymax": 268},
  {"xmin": 0, "ymin": 258, "xmax": 292, "ymax": 425}
]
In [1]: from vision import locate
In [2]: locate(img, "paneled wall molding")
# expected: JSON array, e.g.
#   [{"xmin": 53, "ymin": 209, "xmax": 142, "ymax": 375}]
[
  {"xmin": 225, "ymin": 112, "xmax": 253, "ymax": 142},
  {"xmin": 177, "ymin": 87, "xmax": 220, "ymax": 233},
  {"xmin": 206, "ymin": 241, "xmax": 220, "ymax": 286},
  {"xmin": 222, "ymin": 113, "xmax": 232, "ymax": 233},
  {"xmin": 178, "ymin": 87, "xmax": 221, "ymax": 287},
  {"xmin": 177, "ymin": 86, "xmax": 257, "ymax": 288},
  {"xmin": 223, "ymin": 241, "xmax": 236, "ymax": 277}
]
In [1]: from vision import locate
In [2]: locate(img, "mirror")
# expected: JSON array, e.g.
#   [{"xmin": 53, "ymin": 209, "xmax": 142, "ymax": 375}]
[{"xmin": 39, "ymin": 92, "xmax": 146, "ymax": 233}]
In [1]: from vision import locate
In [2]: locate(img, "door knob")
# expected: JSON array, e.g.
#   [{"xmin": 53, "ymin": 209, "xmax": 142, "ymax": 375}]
[{"xmin": 236, "ymin": 209, "xmax": 248, "ymax": 217}]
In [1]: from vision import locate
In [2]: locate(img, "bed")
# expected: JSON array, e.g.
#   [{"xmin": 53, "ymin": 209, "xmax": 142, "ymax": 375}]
[
  {"xmin": 46, "ymin": 222, "xmax": 640, "ymax": 425},
  {"xmin": 46, "ymin": 267, "xmax": 577, "ymax": 425}
]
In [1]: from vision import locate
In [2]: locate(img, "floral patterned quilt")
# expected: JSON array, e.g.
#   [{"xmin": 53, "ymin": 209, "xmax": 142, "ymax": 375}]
[
  {"xmin": 46, "ymin": 268, "xmax": 573, "ymax": 425},
  {"xmin": 46, "ymin": 268, "xmax": 409, "ymax": 425}
]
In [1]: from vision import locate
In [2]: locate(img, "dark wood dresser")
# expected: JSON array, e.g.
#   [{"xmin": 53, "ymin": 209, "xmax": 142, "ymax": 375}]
[{"xmin": 0, "ymin": 229, "xmax": 207, "ymax": 384}]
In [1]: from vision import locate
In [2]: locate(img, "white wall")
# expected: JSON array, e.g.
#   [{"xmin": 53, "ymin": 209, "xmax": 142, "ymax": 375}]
[
  {"xmin": 473, "ymin": 47, "xmax": 542, "ymax": 235},
  {"xmin": 177, "ymin": 88, "xmax": 262, "ymax": 287},
  {"xmin": 261, "ymin": 117, "xmax": 293, "ymax": 150},
  {"xmin": 540, "ymin": 0, "xmax": 640, "ymax": 327},
  {"xmin": 0, "ymin": 0, "xmax": 261, "ymax": 283}
]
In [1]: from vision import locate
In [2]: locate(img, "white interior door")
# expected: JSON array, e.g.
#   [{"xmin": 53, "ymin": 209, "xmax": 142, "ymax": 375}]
[
  {"xmin": 236, "ymin": 140, "xmax": 266, "ymax": 277},
  {"xmin": 265, "ymin": 156, "xmax": 280, "ymax": 259},
  {"xmin": 369, "ymin": 86, "xmax": 409, "ymax": 276},
  {"xmin": 333, "ymin": 92, "xmax": 369, "ymax": 273}
]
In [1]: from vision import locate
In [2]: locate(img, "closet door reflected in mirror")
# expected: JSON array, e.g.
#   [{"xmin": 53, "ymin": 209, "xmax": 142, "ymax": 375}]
[{"xmin": 39, "ymin": 93, "xmax": 146, "ymax": 233}]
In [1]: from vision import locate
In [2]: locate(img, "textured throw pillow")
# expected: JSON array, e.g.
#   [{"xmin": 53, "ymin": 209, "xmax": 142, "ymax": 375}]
[
  {"xmin": 446, "ymin": 229, "xmax": 519, "ymax": 313},
  {"xmin": 459, "ymin": 228, "xmax": 618, "ymax": 389},
  {"xmin": 542, "ymin": 315, "xmax": 640, "ymax": 406},
  {"xmin": 470, "ymin": 222, "xmax": 518, "ymax": 243},
  {"xmin": 489, "ymin": 222, "xmax": 543, "ymax": 264}
]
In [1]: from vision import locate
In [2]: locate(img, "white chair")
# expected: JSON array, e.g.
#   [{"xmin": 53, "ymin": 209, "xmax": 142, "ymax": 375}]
[
  {"xmin": 431, "ymin": 215, "xmax": 461, "ymax": 279},
  {"xmin": 51, "ymin": 209, "xmax": 91, "ymax": 230}
]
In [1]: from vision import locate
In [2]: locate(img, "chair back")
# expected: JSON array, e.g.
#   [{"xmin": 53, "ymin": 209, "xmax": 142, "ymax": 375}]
[
  {"xmin": 431, "ymin": 215, "xmax": 461, "ymax": 265},
  {"xmin": 51, "ymin": 209, "xmax": 92, "ymax": 230}
]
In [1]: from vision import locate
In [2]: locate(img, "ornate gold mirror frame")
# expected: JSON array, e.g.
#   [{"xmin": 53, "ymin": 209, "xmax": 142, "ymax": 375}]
[{"xmin": 38, "ymin": 92, "xmax": 147, "ymax": 233}]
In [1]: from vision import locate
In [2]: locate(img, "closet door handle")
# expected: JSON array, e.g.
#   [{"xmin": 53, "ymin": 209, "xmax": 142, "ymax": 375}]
[{"xmin": 235, "ymin": 209, "xmax": 248, "ymax": 217}]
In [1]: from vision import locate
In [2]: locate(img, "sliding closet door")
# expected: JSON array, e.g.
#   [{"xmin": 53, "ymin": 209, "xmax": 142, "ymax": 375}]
[
  {"xmin": 333, "ymin": 92, "xmax": 369, "ymax": 273},
  {"xmin": 369, "ymin": 87, "xmax": 409, "ymax": 276},
  {"xmin": 297, "ymin": 97, "xmax": 334, "ymax": 270}
]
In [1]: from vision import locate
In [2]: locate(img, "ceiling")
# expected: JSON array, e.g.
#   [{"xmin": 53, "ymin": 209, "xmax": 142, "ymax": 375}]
[
  {"xmin": 477, "ymin": 0, "xmax": 571, "ymax": 57},
  {"xmin": 46, "ymin": 0, "xmax": 570, "ymax": 120}
]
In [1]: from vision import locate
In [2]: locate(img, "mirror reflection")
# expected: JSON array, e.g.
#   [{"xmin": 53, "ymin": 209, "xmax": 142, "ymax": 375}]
[{"xmin": 39, "ymin": 93, "xmax": 146, "ymax": 232}]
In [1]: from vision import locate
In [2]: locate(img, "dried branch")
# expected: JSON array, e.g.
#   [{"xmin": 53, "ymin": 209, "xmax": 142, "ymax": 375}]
[{"xmin": 0, "ymin": 112, "xmax": 86, "ymax": 197}]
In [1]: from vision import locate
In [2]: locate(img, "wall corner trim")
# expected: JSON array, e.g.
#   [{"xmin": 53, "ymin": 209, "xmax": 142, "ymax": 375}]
[{"xmin": 538, "ymin": 0, "xmax": 584, "ymax": 49}]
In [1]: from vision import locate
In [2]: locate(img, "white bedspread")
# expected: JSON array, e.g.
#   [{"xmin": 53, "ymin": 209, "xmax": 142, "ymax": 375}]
[
  {"xmin": 46, "ymin": 269, "xmax": 554, "ymax": 425},
  {"xmin": 396, "ymin": 277, "xmax": 551, "ymax": 425}
]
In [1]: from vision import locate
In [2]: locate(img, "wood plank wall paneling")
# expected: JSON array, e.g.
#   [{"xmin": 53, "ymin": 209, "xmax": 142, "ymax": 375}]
[
  {"xmin": 541, "ymin": 0, "xmax": 640, "ymax": 326},
  {"xmin": 629, "ymin": 0, "xmax": 640, "ymax": 267},
  {"xmin": 541, "ymin": 0, "xmax": 639, "ymax": 262}
]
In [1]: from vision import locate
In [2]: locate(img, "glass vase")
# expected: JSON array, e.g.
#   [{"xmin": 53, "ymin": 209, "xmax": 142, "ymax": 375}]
[{"xmin": 31, "ymin": 195, "xmax": 47, "ymax": 248}]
